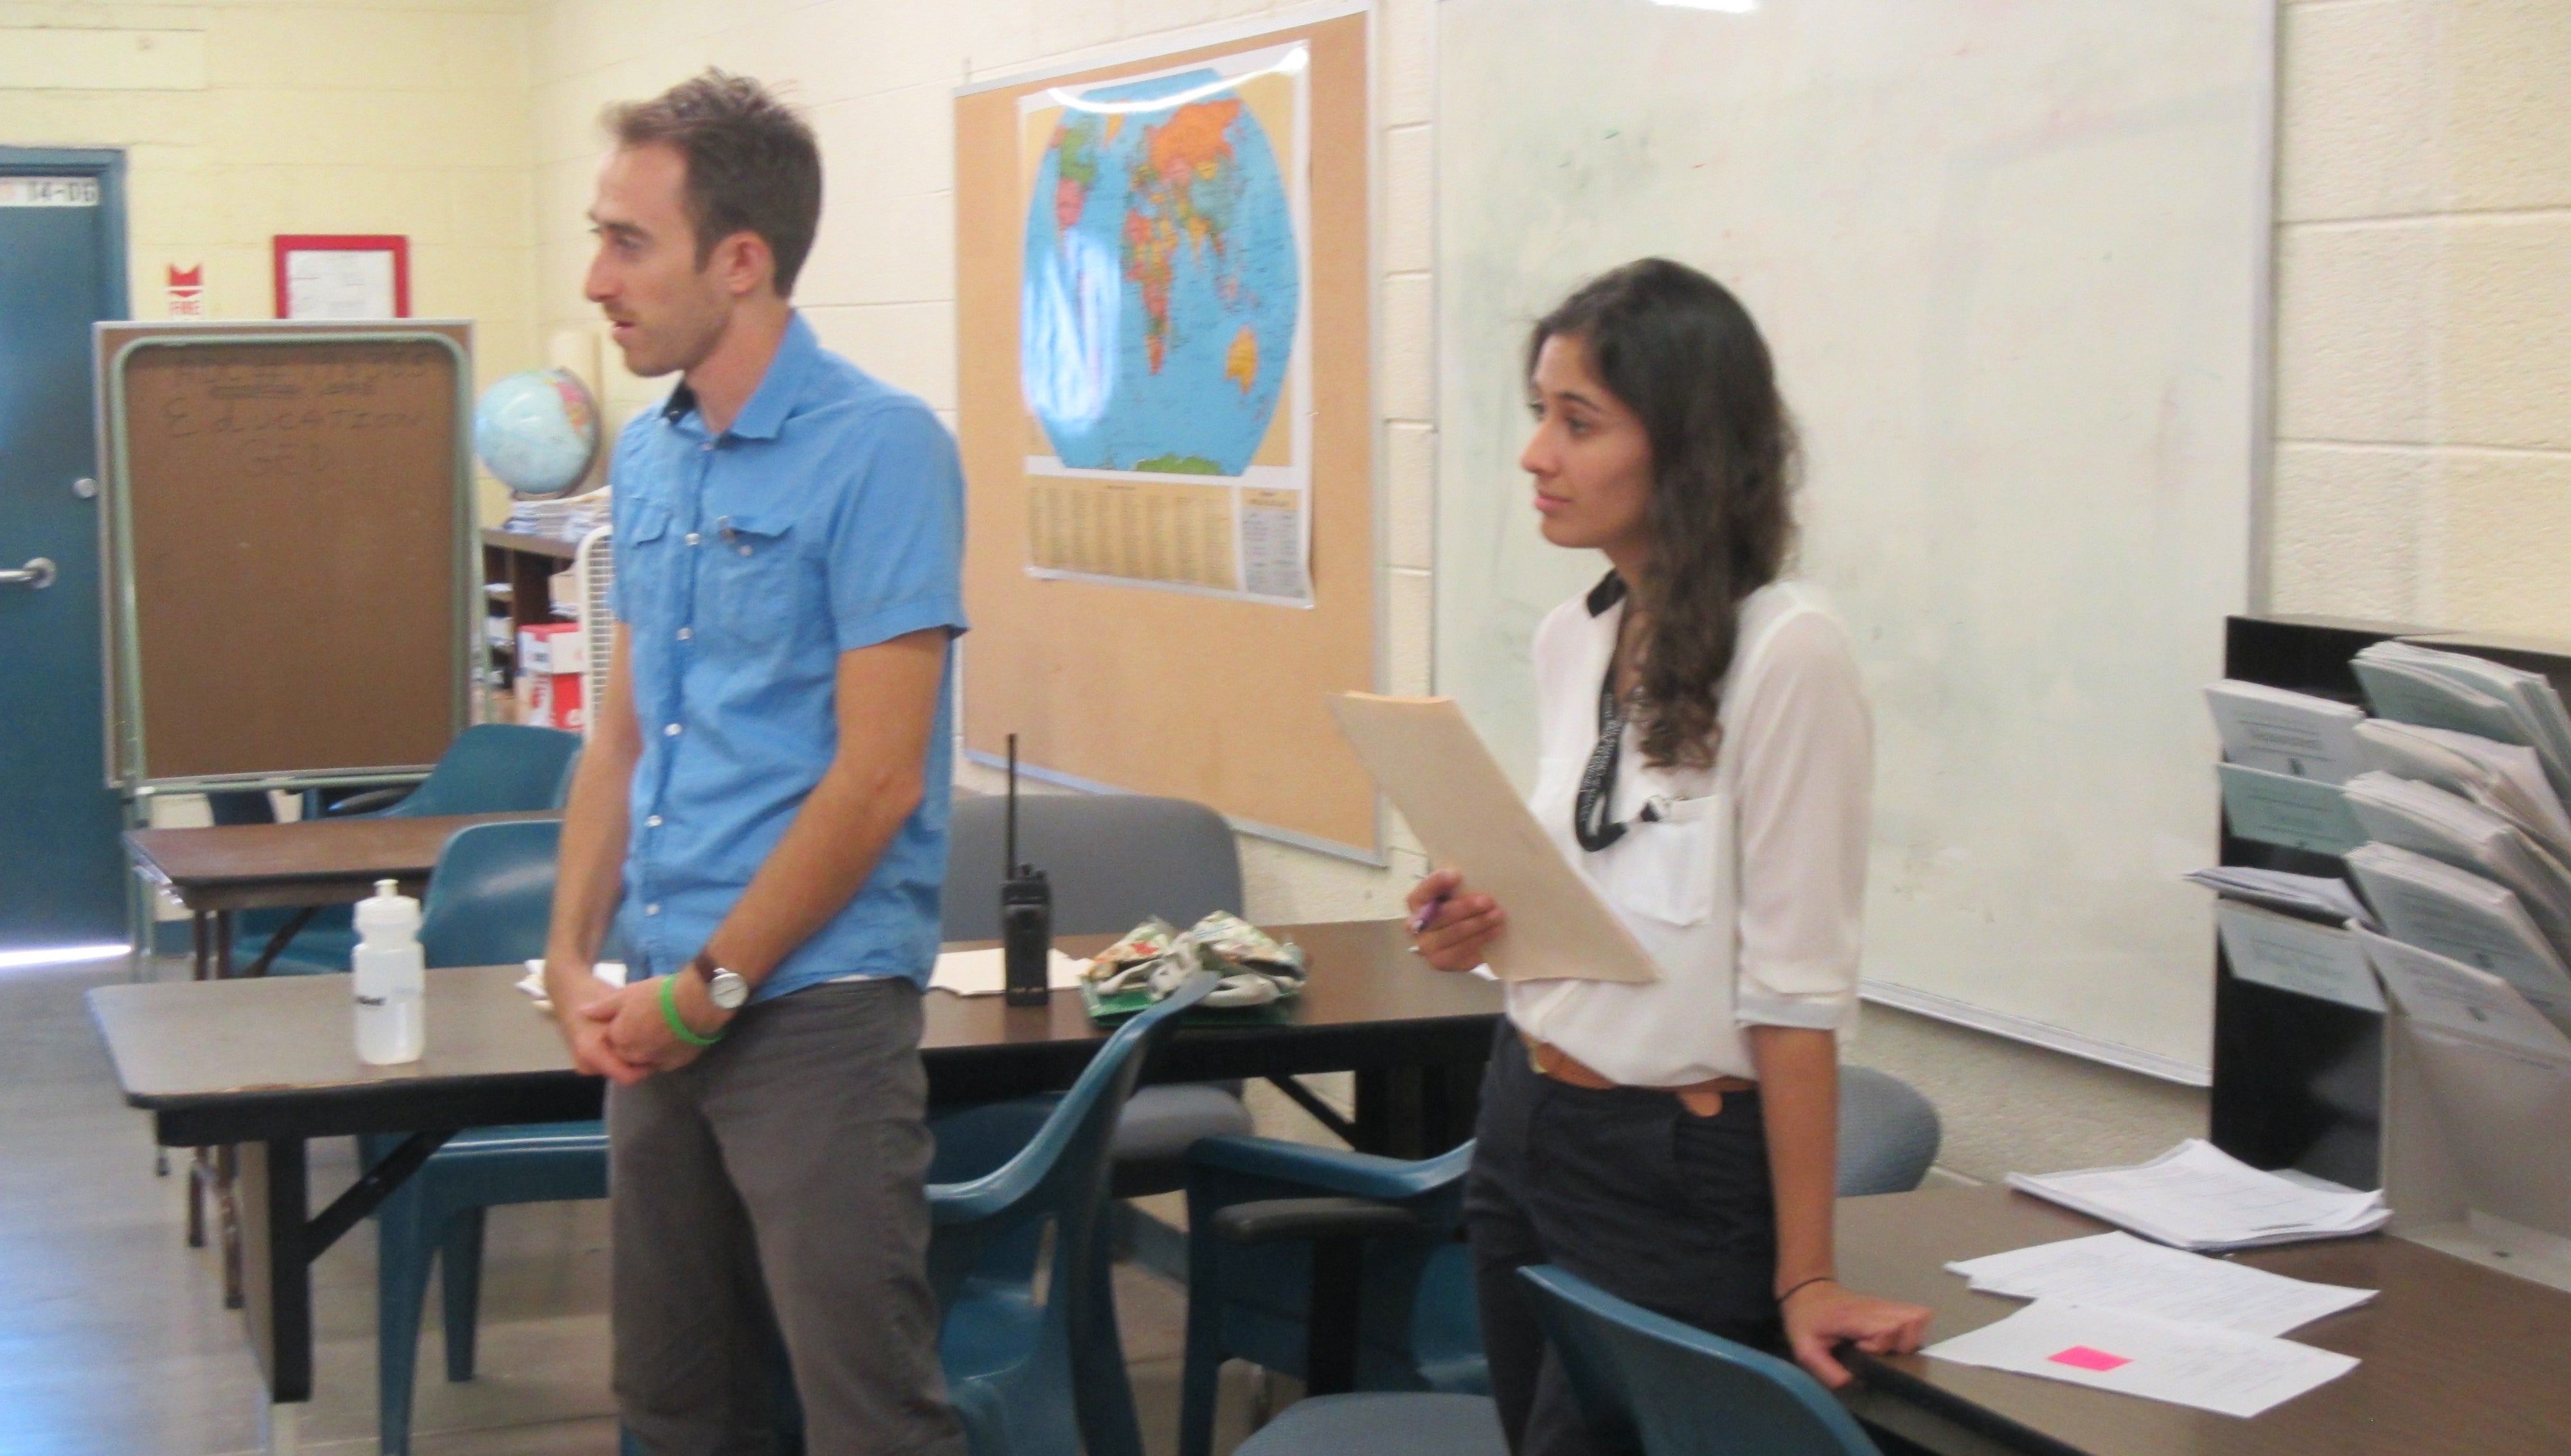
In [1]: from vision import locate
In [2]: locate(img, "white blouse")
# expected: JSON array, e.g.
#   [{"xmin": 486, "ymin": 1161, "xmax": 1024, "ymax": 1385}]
[{"xmin": 1505, "ymin": 574, "xmax": 1871, "ymax": 1085}]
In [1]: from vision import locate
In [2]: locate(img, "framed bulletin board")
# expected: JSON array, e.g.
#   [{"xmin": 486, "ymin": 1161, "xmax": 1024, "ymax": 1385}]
[
  {"xmin": 273, "ymin": 234, "xmax": 410, "ymax": 319},
  {"xmin": 94, "ymin": 320, "xmax": 476, "ymax": 792},
  {"xmin": 954, "ymin": 10, "xmax": 1377, "ymax": 857}
]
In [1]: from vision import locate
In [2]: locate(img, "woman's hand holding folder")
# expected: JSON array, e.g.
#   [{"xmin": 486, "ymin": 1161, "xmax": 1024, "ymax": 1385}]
[{"xmin": 1406, "ymin": 867, "xmax": 1505, "ymax": 973}]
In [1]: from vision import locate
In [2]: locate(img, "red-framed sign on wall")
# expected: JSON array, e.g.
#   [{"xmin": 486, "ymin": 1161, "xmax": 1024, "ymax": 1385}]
[{"xmin": 272, "ymin": 234, "xmax": 410, "ymax": 319}]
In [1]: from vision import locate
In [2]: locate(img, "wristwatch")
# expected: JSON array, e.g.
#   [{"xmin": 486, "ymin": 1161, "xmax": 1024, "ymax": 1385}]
[{"xmin": 688, "ymin": 952, "xmax": 750, "ymax": 1012}]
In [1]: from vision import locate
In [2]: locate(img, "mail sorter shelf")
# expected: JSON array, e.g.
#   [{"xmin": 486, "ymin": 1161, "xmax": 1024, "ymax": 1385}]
[{"xmin": 2210, "ymin": 614, "xmax": 2571, "ymax": 1192}]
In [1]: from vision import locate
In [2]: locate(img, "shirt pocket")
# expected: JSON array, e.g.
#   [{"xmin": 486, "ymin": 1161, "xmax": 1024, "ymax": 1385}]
[
  {"xmin": 1597, "ymin": 790, "xmax": 1724, "ymax": 928},
  {"xmin": 701, "ymin": 510, "xmax": 800, "ymax": 652},
  {"xmin": 614, "ymin": 501, "xmax": 674, "ymax": 635}
]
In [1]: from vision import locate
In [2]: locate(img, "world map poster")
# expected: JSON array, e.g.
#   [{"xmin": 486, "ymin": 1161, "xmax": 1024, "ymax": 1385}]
[{"xmin": 1016, "ymin": 42, "xmax": 1313, "ymax": 605}]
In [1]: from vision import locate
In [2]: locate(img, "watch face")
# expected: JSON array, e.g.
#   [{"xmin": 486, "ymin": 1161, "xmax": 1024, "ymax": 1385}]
[{"xmin": 706, "ymin": 968, "xmax": 749, "ymax": 1010}]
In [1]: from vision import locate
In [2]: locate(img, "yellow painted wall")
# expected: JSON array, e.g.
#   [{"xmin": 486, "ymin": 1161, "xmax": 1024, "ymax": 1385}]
[{"xmin": 0, "ymin": 0, "xmax": 537, "ymax": 521}]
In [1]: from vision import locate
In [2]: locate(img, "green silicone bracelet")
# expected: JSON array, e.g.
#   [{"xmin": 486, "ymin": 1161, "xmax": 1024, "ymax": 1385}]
[{"xmin": 659, "ymin": 972, "xmax": 724, "ymax": 1048}]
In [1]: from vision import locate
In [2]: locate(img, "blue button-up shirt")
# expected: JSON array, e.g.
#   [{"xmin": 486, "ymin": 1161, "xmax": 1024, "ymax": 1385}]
[{"xmin": 607, "ymin": 314, "xmax": 967, "ymax": 1000}]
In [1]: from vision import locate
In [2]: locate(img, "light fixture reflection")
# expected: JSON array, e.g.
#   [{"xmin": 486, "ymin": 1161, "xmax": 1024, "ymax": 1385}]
[
  {"xmin": 1651, "ymin": 0, "xmax": 1758, "ymax": 12},
  {"xmin": 0, "ymin": 942, "xmax": 130, "ymax": 973},
  {"xmin": 1044, "ymin": 46, "xmax": 1309, "ymax": 117}
]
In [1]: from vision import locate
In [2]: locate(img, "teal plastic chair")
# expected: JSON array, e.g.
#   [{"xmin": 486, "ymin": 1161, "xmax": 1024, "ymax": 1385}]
[
  {"xmin": 926, "ymin": 969, "xmax": 1219, "ymax": 1456},
  {"xmin": 1181, "ymin": 1067, "xmax": 1940, "ymax": 1456},
  {"xmin": 368, "ymin": 818, "xmax": 607, "ymax": 1456},
  {"xmin": 1519, "ymin": 1264, "xmax": 1882, "ymax": 1456},
  {"xmin": 240, "ymin": 724, "xmax": 582, "ymax": 977},
  {"xmin": 1178, "ymin": 1137, "xmax": 1483, "ymax": 1456}
]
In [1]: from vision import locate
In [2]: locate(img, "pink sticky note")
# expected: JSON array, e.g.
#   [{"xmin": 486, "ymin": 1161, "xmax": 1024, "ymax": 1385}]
[{"xmin": 2048, "ymin": 1345, "xmax": 2131, "ymax": 1372}]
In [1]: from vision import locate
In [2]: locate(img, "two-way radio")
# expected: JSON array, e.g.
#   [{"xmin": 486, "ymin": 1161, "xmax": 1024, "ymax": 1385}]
[{"xmin": 999, "ymin": 734, "xmax": 1053, "ymax": 1006}]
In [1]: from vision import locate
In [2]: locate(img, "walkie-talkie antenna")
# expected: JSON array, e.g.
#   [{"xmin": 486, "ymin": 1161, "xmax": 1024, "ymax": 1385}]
[{"xmin": 1005, "ymin": 732, "xmax": 1021, "ymax": 876}]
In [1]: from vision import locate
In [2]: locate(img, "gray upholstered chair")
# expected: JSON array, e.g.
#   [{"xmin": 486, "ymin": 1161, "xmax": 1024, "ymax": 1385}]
[
  {"xmin": 942, "ymin": 792, "xmax": 1256, "ymax": 1196},
  {"xmin": 1836, "ymin": 1065, "xmax": 1942, "ymax": 1196}
]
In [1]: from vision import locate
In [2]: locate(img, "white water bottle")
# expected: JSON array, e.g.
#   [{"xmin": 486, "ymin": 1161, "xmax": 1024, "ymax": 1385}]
[{"xmin": 352, "ymin": 878, "xmax": 426, "ymax": 1065}]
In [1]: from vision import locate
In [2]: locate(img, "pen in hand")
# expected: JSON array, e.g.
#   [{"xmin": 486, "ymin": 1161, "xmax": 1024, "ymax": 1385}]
[{"xmin": 1408, "ymin": 892, "xmax": 1450, "ymax": 937}]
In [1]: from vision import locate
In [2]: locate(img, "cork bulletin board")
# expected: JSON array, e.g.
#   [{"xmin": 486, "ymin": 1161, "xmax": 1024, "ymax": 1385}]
[
  {"xmin": 954, "ymin": 10, "xmax": 1377, "ymax": 856},
  {"xmin": 95, "ymin": 320, "xmax": 476, "ymax": 790}
]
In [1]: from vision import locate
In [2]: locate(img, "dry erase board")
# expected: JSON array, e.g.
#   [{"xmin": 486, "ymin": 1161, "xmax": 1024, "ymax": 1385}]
[
  {"xmin": 1437, "ymin": 2, "xmax": 2272, "ymax": 1077},
  {"xmin": 96, "ymin": 321, "xmax": 476, "ymax": 790},
  {"xmin": 952, "ymin": 12, "xmax": 1378, "ymax": 857}
]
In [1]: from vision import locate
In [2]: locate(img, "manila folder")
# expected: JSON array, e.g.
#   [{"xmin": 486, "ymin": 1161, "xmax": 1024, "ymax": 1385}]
[{"xmin": 1329, "ymin": 693, "xmax": 1658, "ymax": 984}]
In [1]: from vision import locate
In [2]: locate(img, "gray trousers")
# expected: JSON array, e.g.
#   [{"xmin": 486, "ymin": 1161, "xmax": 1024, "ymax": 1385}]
[{"xmin": 607, "ymin": 978, "xmax": 965, "ymax": 1456}]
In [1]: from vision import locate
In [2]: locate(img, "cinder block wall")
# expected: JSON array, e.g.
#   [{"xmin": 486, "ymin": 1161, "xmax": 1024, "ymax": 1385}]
[
  {"xmin": 530, "ymin": 0, "xmax": 1442, "ymax": 923},
  {"xmin": 2272, "ymin": 0, "xmax": 2571, "ymax": 634},
  {"xmin": 0, "ymin": 0, "xmax": 540, "ymax": 522}
]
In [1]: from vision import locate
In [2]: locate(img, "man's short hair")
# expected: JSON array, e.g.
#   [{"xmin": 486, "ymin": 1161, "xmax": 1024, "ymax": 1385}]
[{"xmin": 604, "ymin": 70, "xmax": 822, "ymax": 297}]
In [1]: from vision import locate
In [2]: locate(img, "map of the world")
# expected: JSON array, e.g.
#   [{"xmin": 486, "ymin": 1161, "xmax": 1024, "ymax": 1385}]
[{"xmin": 1020, "ymin": 68, "xmax": 1300, "ymax": 477}]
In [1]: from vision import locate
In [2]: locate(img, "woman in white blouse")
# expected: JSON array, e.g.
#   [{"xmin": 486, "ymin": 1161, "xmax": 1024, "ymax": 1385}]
[{"xmin": 1410, "ymin": 258, "xmax": 1931, "ymax": 1455}]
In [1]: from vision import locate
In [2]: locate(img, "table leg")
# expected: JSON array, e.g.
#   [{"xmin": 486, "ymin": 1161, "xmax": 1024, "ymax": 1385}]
[
  {"xmin": 211, "ymin": 909, "xmax": 240, "ymax": 1304},
  {"xmin": 259, "ymin": 1398, "xmax": 300, "ymax": 1456},
  {"xmin": 233, "ymin": 1131, "xmax": 456, "ymax": 1410},
  {"xmin": 219, "ymin": 1143, "xmax": 244, "ymax": 1310},
  {"xmin": 242, "ymin": 905, "xmax": 319, "ymax": 979},
  {"xmin": 237, "ymin": 1138, "xmax": 313, "ymax": 1402},
  {"xmin": 1350, "ymin": 1058, "xmax": 1485, "ymax": 1159},
  {"xmin": 186, "ymin": 912, "xmax": 213, "ymax": 1249}
]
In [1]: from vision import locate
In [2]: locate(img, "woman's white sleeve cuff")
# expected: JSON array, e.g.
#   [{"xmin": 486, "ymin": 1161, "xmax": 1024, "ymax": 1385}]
[{"xmin": 1733, "ymin": 988, "xmax": 1856, "ymax": 1031}]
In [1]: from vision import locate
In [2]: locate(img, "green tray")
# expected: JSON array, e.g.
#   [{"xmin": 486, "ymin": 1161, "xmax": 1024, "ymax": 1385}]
[{"xmin": 1079, "ymin": 977, "xmax": 1299, "ymax": 1026}]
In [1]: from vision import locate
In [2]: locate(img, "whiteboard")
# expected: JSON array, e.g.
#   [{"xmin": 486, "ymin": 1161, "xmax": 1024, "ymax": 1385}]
[{"xmin": 1435, "ymin": 0, "xmax": 2270, "ymax": 1077}]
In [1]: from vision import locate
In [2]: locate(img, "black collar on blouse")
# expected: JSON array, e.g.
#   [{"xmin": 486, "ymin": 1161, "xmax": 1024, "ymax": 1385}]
[{"xmin": 1585, "ymin": 570, "xmax": 1627, "ymax": 617}]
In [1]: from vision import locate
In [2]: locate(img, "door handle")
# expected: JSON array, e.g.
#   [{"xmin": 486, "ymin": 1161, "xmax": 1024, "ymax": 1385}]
[{"xmin": 1, "ymin": 558, "xmax": 57, "ymax": 590}]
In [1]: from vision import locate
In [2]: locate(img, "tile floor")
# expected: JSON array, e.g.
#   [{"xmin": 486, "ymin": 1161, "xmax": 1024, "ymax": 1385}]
[{"xmin": 17, "ymin": 955, "xmax": 1271, "ymax": 1455}]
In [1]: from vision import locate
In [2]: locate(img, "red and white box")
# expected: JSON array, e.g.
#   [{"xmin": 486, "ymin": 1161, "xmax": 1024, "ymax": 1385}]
[{"xmin": 517, "ymin": 623, "xmax": 588, "ymax": 732}]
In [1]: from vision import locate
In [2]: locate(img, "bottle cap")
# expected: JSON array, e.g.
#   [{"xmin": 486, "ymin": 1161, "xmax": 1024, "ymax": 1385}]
[{"xmin": 356, "ymin": 878, "xmax": 422, "ymax": 937}]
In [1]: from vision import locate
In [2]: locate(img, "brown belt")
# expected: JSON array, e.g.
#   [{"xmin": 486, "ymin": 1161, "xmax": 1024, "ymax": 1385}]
[{"xmin": 1522, "ymin": 1033, "xmax": 1756, "ymax": 1118}]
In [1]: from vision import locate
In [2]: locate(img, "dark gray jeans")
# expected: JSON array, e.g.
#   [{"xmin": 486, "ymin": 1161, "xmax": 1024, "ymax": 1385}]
[
  {"xmin": 1463, "ymin": 1020, "xmax": 1784, "ymax": 1456},
  {"xmin": 608, "ymin": 978, "xmax": 965, "ymax": 1456}
]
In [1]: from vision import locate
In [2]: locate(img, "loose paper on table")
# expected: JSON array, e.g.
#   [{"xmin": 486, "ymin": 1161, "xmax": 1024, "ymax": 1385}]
[
  {"xmin": 1947, "ymin": 1231, "xmax": 2374, "ymax": 1338},
  {"xmin": 2007, "ymin": 1140, "xmax": 2388, "ymax": 1250},
  {"xmin": 1328, "ymin": 693, "xmax": 1656, "ymax": 984},
  {"xmin": 1924, "ymin": 1300, "xmax": 2358, "ymax": 1418}
]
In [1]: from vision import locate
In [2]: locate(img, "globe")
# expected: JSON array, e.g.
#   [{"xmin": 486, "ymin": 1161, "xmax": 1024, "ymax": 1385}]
[{"xmin": 474, "ymin": 368, "xmax": 602, "ymax": 498}]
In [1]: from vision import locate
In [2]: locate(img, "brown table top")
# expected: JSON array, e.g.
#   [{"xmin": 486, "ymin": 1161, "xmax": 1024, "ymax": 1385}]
[
  {"xmin": 124, "ymin": 812, "xmax": 558, "ymax": 909},
  {"xmin": 89, "ymin": 919, "xmax": 1503, "ymax": 1144},
  {"xmin": 1840, "ymin": 1185, "xmax": 2571, "ymax": 1456}
]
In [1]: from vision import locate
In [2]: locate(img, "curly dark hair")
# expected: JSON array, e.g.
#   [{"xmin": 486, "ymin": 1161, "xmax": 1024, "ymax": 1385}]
[
  {"xmin": 1530, "ymin": 258, "xmax": 1798, "ymax": 771},
  {"xmin": 604, "ymin": 69, "xmax": 822, "ymax": 296}
]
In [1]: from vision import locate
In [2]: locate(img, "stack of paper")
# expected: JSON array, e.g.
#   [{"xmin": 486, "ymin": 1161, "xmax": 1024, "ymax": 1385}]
[
  {"xmin": 2212, "ymin": 901, "xmax": 2383, "ymax": 1011},
  {"xmin": 925, "ymin": 946, "xmax": 1091, "ymax": 997},
  {"xmin": 2355, "ymin": 718, "xmax": 2571, "ymax": 857},
  {"xmin": 2343, "ymin": 843, "xmax": 2571, "ymax": 1013},
  {"xmin": 1948, "ymin": 1231, "xmax": 2374, "ymax": 1337},
  {"xmin": 2216, "ymin": 763, "xmax": 2367, "ymax": 856},
  {"xmin": 2342, "ymin": 772, "xmax": 2571, "ymax": 957},
  {"xmin": 2358, "ymin": 928, "xmax": 2571, "ymax": 1055},
  {"xmin": 2183, "ymin": 866, "xmax": 2378, "ymax": 930},
  {"xmin": 2005, "ymin": 1140, "xmax": 2388, "ymax": 1250},
  {"xmin": 2353, "ymin": 641, "xmax": 2571, "ymax": 805},
  {"xmin": 1924, "ymin": 1301, "xmax": 2359, "ymax": 1419},
  {"xmin": 2205, "ymin": 680, "xmax": 2367, "ymax": 783}
]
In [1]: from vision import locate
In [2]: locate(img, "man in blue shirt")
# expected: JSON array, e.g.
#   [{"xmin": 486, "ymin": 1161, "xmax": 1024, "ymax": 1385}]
[{"xmin": 541, "ymin": 71, "xmax": 967, "ymax": 1455}]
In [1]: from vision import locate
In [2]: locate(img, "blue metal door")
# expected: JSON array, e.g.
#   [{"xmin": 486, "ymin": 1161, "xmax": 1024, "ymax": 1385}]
[{"xmin": 0, "ymin": 152, "xmax": 129, "ymax": 948}]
